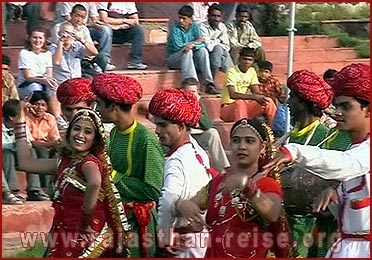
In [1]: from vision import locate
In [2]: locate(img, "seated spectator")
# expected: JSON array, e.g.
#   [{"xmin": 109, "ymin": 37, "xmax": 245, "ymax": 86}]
[
  {"xmin": 53, "ymin": 2, "xmax": 115, "ymax": 72},
  {"xmin": 16, "ymin": 27, "xmax": 65, "ymax": 128},
  {"xmin": 227, "ymin": 3, "xmax": 265, "ymax": 64},
  {"xmin": 166, "ymin": 5, "xmax": 220, "ymax": 95},
  {"xmin": 200, "ymin": 3, "xmax": 233, "ymax": 81},
  {"xmin": 2, "ymin": 99, "xmax": 24, "ymax": 204},
  {"xmin": 26, "ymin": 90, "xmax": 61, "ymax": 200},
  {"xmin": 321, "ymin": 68, "xmax": 338, "ymax": 129},
  {"xmin": 257, "ymin": 60, "xmax": 288, "ymax": 137},
  {"xmin": 49, "ymin": 21, "xmax": 98, "ymax": 84},
  {"xmin": 2, "ymin": 3, "xmax": 8, "ymax": 46},
  {"xmin": 189, "ymin": 2, "xmax": 218, "ymax": 23},
  {"xmin": 257, "ymin": 60, "xmax": 285, "ymax": 105},
  {"xmin": 181, "ymin": 78, "xmax": 230, "ymax": 172},
  {"xmin": 96, "ymin": 2, "xmax": 147, "ymax": 70},
  {"xmin": 220, "ymin": 47, "xmax": 277, "ymax": 126},
  {"xmin": 2, "ymin": 54, "xmax": 19, "ymax": 103}
]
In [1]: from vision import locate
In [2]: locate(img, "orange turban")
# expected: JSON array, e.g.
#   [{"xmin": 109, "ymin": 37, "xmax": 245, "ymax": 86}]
[
  {"xmin": 287, "ymin": 69, "xmax": 333, "ymax": 109},
  {"xmin": 57, "ymin": 78, "xmax": 95, "ymax": 105},
  {"xmin": 330, "ymin": 63, "xmax": 370, "ymax": 102},
  {"xmin": 148, "ymin": 88, "xmax": 201, "ymax": 126},
  {"xmin": 91, "ymin": 73, "xmax": 143, "ymax": 105}
]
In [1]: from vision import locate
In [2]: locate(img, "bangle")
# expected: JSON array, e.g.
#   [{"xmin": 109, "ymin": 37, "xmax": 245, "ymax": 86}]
[{"xmin": 14, "ymin": 122, "xmax": 26, "ymax": 128}]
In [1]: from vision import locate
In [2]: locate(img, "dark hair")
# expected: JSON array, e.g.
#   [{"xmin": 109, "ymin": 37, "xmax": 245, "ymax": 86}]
[
  {"xmin": 354, "ymin": 97, "xmax": 370, "ymax": 108},
  {"xmin": 208, "ymin": 3, "xmax": 224, "ymax": 15},
  {"xmin": 239, "ymin": 47, "xmax": 256, "ymax": 58},
  {"xmin": 2, "ymin": 54, "xmax": 11, "ymax": 66},
  {"xmin": 100, "ymin": 97, "xmax": 132, "ymax": 112},
  {"xmin": 323, "ymin": 69, "xmax": 337, "ymax": 80},
  {"xmin": 178, "ymin": 5, "xmax": 194, "ymax": 18},
  {"xmin": 24, "ymin": 27, "xmax": 49, "ymax": 51},
  {"xmin": 230, "ymin": 117, "xmax": 267, "ymax": 141},
  {"xmin": 257, "ymin": 60, "xmax": 273, "ymax": 72},
  {"xmin": 181, "ymin": 77, "xmax": 199, "ymax": 89},
  {"xmin": 71, "ymin": 4, "xmax": 87, "ymax": 14},
  {"xmin": 29, "ymin": 90, "xmax": 50, "ymax": 104},
  {"xmin": 2, "ymin": 99, "xmax": 20, "ymax": 118},
  {"xmin": 236, "ymin": 3, "xmax": 250, "ymax": 14}
]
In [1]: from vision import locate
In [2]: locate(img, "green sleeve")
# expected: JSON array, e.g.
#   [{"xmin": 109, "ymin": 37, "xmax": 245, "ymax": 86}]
[
  {"xmin": 198, "ymin": 103, "xmax": 212, "ymax": 130},
  {"xmin": 115, "ymin": 136, "xmax": 164, "ymax": 203}
]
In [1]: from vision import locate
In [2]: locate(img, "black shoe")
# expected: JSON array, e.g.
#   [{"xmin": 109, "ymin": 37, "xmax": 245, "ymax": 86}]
[
  {"xmin": 27, "ymin": 190, "xmax": 50, "ymax": 201},
  {"xmin": 206, "ymin": 83, "xmax": 221, "ymax": 94},
  {"xmin": 2, "ymin": 40, "xmax": 8, "ymax": 46}
]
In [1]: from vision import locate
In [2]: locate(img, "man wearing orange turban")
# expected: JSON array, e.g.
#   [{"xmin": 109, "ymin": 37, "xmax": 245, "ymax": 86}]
[
  {"xmin": 91, "ymin": 72, "xmax": 164, "ymax": 258},
  {"xmin": 264, "ymin": 63, "xmax": 370, "ymax": 258},
  {"xmin": 149, "ymin": 88, "xmax": 212, "ymax": 258}
]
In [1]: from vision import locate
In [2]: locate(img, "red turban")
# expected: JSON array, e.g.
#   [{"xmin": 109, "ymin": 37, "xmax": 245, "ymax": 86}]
[
  {"xmin": 57, "ymin": 78, "xmax": 95, "ymax": 105},
  {"xmin": 91, "ymin": 73, "xmax": 143, "ymax": 105},
  {"xmin": 287, "ymin": 69, "xmax": 333, "ymax": 109},
  {"xmin": 330, "ymin": 63, "xmax": 370, "ymax": 102},
  {"xmin": 148, "ymin": 88, "xmax": 201, "ymax": 126}
]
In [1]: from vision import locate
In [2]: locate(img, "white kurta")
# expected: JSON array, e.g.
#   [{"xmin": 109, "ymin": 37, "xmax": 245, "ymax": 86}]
[
  {"xmin": 285, "ymin": 138, "xmax": 370, "ymax": 258},
  {"xmin": 158, "ymin": 136, "xmax": 212, "ymax": 258}
]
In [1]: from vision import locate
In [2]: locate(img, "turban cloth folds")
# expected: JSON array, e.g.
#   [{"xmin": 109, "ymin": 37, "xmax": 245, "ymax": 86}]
[
  {"xmin": 148, "ymin": 88, "xmax": 202, "ymax": 126},
  {"xmin": 330, "ymin": 63, "xmax": 370, "ymax": 102},
  {"xmin": 57, "ymin": 78, "xmax": 95, "ymax": 105},
  {"xmin": 287, "ymin": 69, "xmax": 333, "ymax": 109},
  {"xmin": 91, "ymin": 73, "xmax": 143, "ymax": 105}
]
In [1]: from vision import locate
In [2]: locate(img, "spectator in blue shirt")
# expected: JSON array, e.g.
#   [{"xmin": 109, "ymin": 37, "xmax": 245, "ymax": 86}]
[{"xmin": 166, "ymin": 5, "xmax": 220, "ymax": 94}]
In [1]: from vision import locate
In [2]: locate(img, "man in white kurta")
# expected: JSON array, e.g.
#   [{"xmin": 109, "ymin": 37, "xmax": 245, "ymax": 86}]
[
  {"xmin": 149, "ymin": 88, "xmax": 213, "ymax": 258},
  {"xmin": 264, "ymin": 63, "xmax": 370, "ymax": 258}
]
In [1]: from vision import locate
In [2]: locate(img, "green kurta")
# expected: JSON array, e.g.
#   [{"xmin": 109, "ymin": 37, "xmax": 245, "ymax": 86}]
[
  {"xmin": 307, "ymin": 129, "xmax": 351, "ymax": 258},
  {"xmin": 107, "ymin": 121, "xmax": 164, "ymax": 257},
  {"xmin": 287, "ymin": 120, "xmax": 330, "ymax": 257}
]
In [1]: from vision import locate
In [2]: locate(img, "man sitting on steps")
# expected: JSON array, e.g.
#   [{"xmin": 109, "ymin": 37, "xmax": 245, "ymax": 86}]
[{"xmin": 166, "ymin": 5, "xmax": 220, "ymax": 95}]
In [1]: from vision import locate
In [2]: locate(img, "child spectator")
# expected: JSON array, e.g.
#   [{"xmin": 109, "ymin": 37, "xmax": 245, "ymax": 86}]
[
  {"xmin": 257, "ymin": 60, "xmax": 289, "ymax": 136},
  {"xmin": 2, "ymin": 54, "xmax": 19, "ymax": 104},
  {"xmin": 26, "ymin": 90, "xmax": 61, "ymax": 200},
  {"xmin": 2, "ymin": 99, "xmax": 24, "ymax": 204},
  {"xmin": 257, "ymin": 60, "xmax": 285, "ymax": 104},
  {"xmin": 322, "ymin": 68, "xmax": 338, "ymax": 85}
]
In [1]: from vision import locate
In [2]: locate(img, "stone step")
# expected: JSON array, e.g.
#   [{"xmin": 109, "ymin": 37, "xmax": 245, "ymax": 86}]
[
  {"xmin": 260, "ymin": 35, "xmax": 339, "ymax": 50},
  {"xmin": 2, "ymin": 201, "xmax": 53, "ymax": 233},
  {"xmin": 4, "ymin": 18, "xmax": 169, "ymax": 46},
  {"xmin": 3, "ymin": 43, "xmax": 364, "ymax": 80}
]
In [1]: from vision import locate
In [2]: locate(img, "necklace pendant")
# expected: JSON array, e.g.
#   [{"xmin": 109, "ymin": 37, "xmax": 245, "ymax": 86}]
[
  {"xmin": 231, "ymin": 196, "xmax": 240, "ymax": 206},
  {"xmin": 218, "ymin": 182, "xmax": 225, "ymax": 190},
  {"xmin": 219, "ymin": 205, "xmax": 227, "ymax": 217}
]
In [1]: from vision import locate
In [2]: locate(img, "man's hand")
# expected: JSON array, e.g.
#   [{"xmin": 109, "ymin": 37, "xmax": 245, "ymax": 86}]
[
  {"xmin": 252, "ymin": 94, "xmax": 270, "ymax": 106},
  {"xmin": 176, "ymin": 199, "xmax": 204, "ymax": 225},
  {"xmin": 312, "ymin": 186, "xmax": 339, "ymax": 212},
  {"xmin": 262, "ymin": 149, "xmax": 292, "ymax": 174},
  {"xmin": 183, "ymin": 43, "xmax": 195, "ymax": 53}
]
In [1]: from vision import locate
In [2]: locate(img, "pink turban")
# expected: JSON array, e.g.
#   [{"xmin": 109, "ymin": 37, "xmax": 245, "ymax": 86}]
[
  {"xmin": 57, "ymin": 78, "xmax": 95, "ymax": 105},
  {"xmin": 330, "ymin": 63, "xmax": 370, "ymax": 101},
  {"xmin": 148, "ymin": 88, "xmax": 201, "ymax": 126},
  {"xmin": 91, "ymin": 73, "xmax": 143, "ymax": 105},
  {"xmin": 287, "ymin": 69, "xmax": 333, "ymax": 109}
]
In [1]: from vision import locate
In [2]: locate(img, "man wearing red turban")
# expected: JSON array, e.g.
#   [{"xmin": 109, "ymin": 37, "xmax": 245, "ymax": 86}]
[
  {"xmin": 91, "ymin": 72, "xmax": 164, "ymax": 258},
  {"xmin": 264, "ymin": 63, "xmax": 370, "ymax": 258},
  {"xmin": 278, "ymin": 69, "xmax": 337, "ymax": 257},
  {"xmin": 57, "ymin": 77, "xmax": 96, "ymax": 122},
  {"xmin": 149, "ymin": 88, "xmax": 212, "ymax": 258}
]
